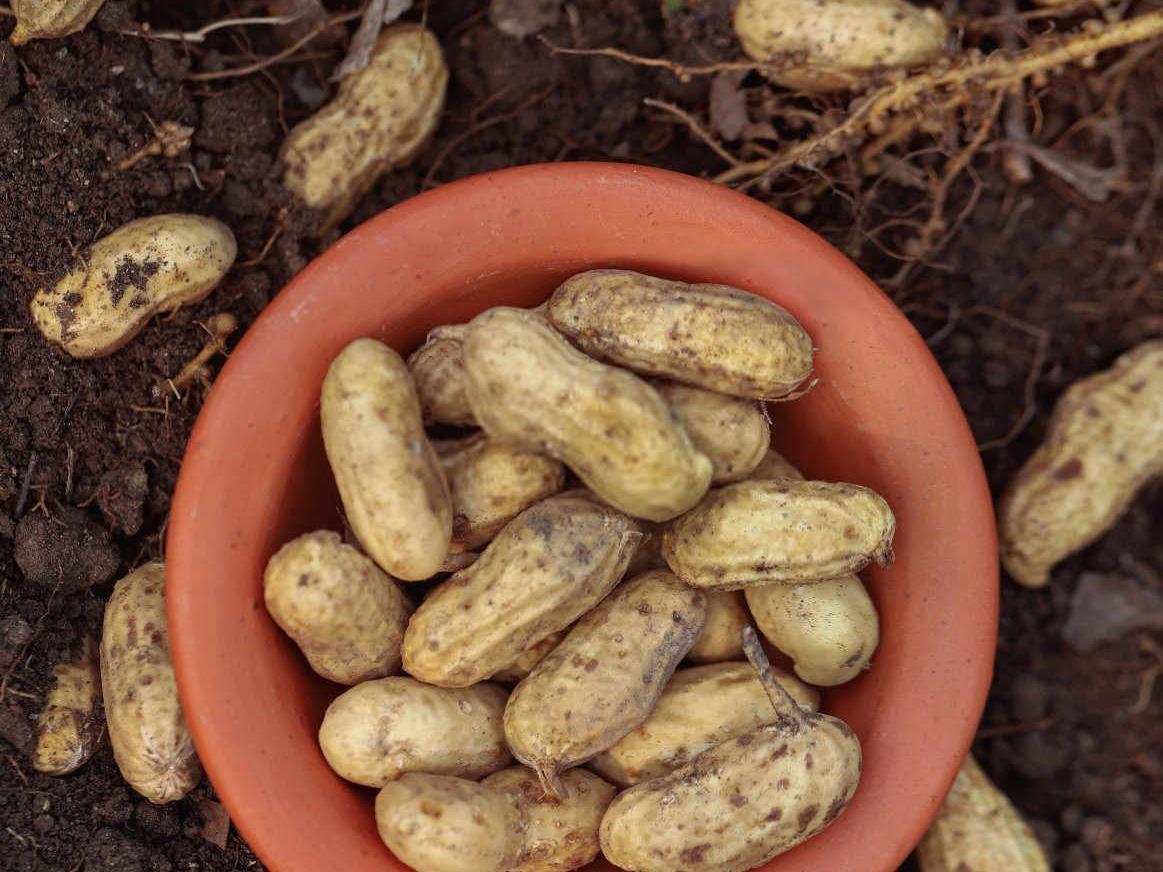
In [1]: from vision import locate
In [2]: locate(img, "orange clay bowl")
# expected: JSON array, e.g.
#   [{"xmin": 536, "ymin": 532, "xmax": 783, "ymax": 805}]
[{"xmin": 167, "ymin": 163, "xmax": 997, "ymax": 872}]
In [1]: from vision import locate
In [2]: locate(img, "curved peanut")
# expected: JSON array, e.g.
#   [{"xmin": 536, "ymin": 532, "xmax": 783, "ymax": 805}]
[
  {"xmin": 263, "ymin": 531, "xmax": 413, "ymax": 684},
  {"xmin": 999, "ymin": 340, "xmax": 1163, "ymax": 587},
  {"xmin": 403, "ymin": 492, "xmax": 641, "ymax": 687},
  {"xmin": 282, "ymin": 25, "xmax": 448, "ymax": 234},
  {"xmin": 408, "ymin": 325, "xmax": 476, "ymax": 426},
  {"xmin": 101, "ymin": 563, "xmax": 201, "ymax": 804},
  {"xmin": 662, "ymin": 479, "xmax": 895, "ymax": 589},
  {"xmin": 598, "ymin": 629, "xmax": 861, "ymax": 871},
  {"xmin": 435, "ymin": 434, "xmax": 566, "ymax": 551},
  {"xmin": 462, "ymin": 307, "xmax": 712, "ymax": 521},
  {"xmin": 658, "ymin": 382, "xmax": 771, "ymax": 483},
  {"xmin": 482, "ymin": 767, "xmax": 617, "ymax": 872},
  {"xmin": 547, "ymin": 269, "xmax": 813, "ymax": 399},
  {"xmin": 29, "ymin": 214, "xmax": 236, "ymax": 358},
  {"xmin": 504, "ymin": 570, "xmax": 706, "ymax": 794},
  {"xmin": 375, "ymin": 773, "xmax": 521, "ymax": 872},
  {"xmin": 318, "ymin": 677, "xmax": 511, "ymax": 787},
  {"xmin": 589, "ymin": 661, "xmax": 819, "ymax": 787},
  {"xmin": 321, "ymin": 338, "xmax": 452, "ymax": 580}
]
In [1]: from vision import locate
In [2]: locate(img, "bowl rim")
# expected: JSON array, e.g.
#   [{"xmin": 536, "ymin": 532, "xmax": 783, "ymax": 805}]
[{"xmin": 168, "ymin": 161, "xmax": 998, "ymax": 872}]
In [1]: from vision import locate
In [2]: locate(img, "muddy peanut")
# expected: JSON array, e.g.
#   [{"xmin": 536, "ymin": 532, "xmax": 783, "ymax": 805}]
[
  {"xmin": 321, "ymin": 338, "xmax": 452, "ymax": 581},
  {"xmin": 30, "ymin": 215, "xmax": 236, "ymax": 358},
  {"xmin": 589, "ymin": 661, "xmax": 819, "ymax": 787},
  {"xmin": 436, "ymin": 434, "xmax": 566, "ymax": 551},
  {"xmin": 318, "ymin": 677, "xmax": 511, "ymax": 787},
  {"xmin": 483, "ymin": 767, "xmax": 617, "ymax": 872},
  {"xmin": 408, "ymin": 325, "xmax": 476, "ymax": 425},
  {"xmin": 658, "ymin": 382, "xmax": 770, "ymax": 483},
  {"xmin": 733, "ymin": 0, "xmax": 949, "ymax": 93},
  {"xmin": 101, "ymin": 563, "xmax": 201, "ymax": 804},
  {"xmin": 599, "ymin": 628, "xmax": 861, "ymax": 872},
  {"xmin": 263, "ymin": 531, "xmax": 413, "ymax": 684},
  {"xmin": 663, "ymin": 479, "xmax": 895, "ymax": 589},
  {"xmin": 547, "ymin": 269, "xmax": 814, "ymax": 399},
  {"xmin": 688, "ymin": 590, "xmax": 751, "ymax": 663},
  {"xmin": 999, "ymin": 340, "xmax": 1163, "ymax": 588},
  {"xmin": 282, "ymin": 25, "xmax": 448, "ymax": 234},
  {"xmin": 917, "ymin": 755, "xmax": 1050, "ymax": 872},
  {"xmin": 463, "ymin": 306, "xmax": 712, "ymax": 521},
  {"xmin": 403, "ymin": 492, "xmax": 641, "ymax": 687},
  {"xmin": 504, "ymin": 570, "xmax": 706, "ymax": 795},
  {"xmin": 744, "ymin": 452, "xmax": 880, "ymax": 684},
  {"xmin": 9, "ymin": 0, "xmax": 105, "ymax": 44},
  {"xmin": 376, "ymin": 773, "xmax": 522, "ymax": 872},
  {"xmin": 32, "ymin": 638, "xmax": 101, "ymax": 776}
]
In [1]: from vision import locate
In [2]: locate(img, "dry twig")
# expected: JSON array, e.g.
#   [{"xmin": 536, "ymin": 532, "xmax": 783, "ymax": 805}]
[{"xmin": 643, "ymin": 98, "xmax": 740, "ymax": 167}]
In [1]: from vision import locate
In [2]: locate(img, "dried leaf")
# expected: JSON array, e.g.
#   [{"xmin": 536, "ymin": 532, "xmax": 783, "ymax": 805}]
[
  {"xmin": 196, "ymin": 797, "xmax": 231, "ymax": 850},
  {"xmin": 330, "ymin": 0, "xmax": 413, "ymax": 82},
  {"xmin": 709, "ymin": 70, "xmax": 749, "ymax": 141}
]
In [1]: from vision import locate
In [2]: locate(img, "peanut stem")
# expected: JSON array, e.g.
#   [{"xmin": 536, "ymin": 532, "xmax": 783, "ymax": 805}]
[{"xmin": 742, "ymin": 626, "xmax": 810, "ymax": 735}]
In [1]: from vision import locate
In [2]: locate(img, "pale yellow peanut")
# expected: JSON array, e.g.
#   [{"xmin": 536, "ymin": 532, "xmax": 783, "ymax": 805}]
[
  {"xmin": 435, "ymin": 434, "xmax": 566, "ymax": 551},
  {"xmin": 321, "ymin": 338, "xmax": 452, "ymax": 580},
  {"xmin": 318, "ymin": 677, "xmax": 510, "ymax": 787},
  {"xmin": 32, "ymin": 638, "xmax": 101, "ymax": 776},
  {"xmin": 101, "ymin": 563, "xmax": 201, "ymax": 804},
  {"xmin": 547, "ymin": 269, "xmax": 813, "ymax": 399},
  {"xmin": 663, "ymin": 479, "xmax": 895, "ymax": 589},
  {"xmin": 491, "ymin": 632, "xmax": 564, "ymax": 685},
  {"xmin": 999, "ymin": 340, "xmax": 1163, "ymax": 587},
  {"xmin": 598, "ymin": 629, "xmax": 861, "ymax": 872},
  {"xmin": 918, "ymin": 755, "xmax": 1050, "ymax": 872},
  {"xmin": 462, "ymin": 306, "xmax": 711, "ymax": 521},
  {"xmin": 282, "ymin": 25, "xmax": 448, "ymax": 234},
  {"xmin": 589, "ymin": 661, "xmax": 819, "ymax": 786},
  {"xmin": 658, "ymin": 382, "xmax": 770, "ymax": 483},
  {"xmin": 734, "ymin": 0, "xmax": 948, "ymax": 93},
  {"xmin": 687, "ymin": 590, "xmax": 751, "ymax": 663},
  {"xmin": 408, "ymin": 324, "xmax": 476, "ymax": 426},
  {"xmin": 483, "ymin": 767, "xmax": 617, "ymax": 872},
  {"xmin": 402, "ymin": 492, "xmax": 641, "ymax": 687},
  {"xmin": 375, "ymin": 773, "xmax": 522, "ymax": 872},
  {"xmin": 9, "ymin": 0, "xmax": 105, "ymax": 44},
  {"xmin": 29, "ymin": 214, "xmax": 236, "ymax": 358},
  {"xmin": 748, "ymin": 447, "xmax": 805, "ymax": 482},
  {"xmin": 263, "ymin": 531, "xmax": 413, "ymax": 684},
  {"xmin": 504, "ymin": 570, "xmax": 706, "ymax": 795}
]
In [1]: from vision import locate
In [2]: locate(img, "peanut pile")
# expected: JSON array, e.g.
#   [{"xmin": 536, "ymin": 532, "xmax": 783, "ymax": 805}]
[{"xmin": 264, "ymin": 268, "xmax": 898, "ymax": 872}]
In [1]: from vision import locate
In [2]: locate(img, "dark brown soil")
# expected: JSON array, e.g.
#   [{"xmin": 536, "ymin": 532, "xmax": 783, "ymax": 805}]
[{"xmin": 1, "ymin": 1, "xmax": 1160, "ymax": 870}]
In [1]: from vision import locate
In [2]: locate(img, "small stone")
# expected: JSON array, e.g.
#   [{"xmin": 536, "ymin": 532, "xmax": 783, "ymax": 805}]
[
  {"xmin": 1061, "ymin": 572, "xmax": 1163, "ymax": 651},
  {"xmin": 489, "ymin": 0, "xmax": 562, "ymax": 38}
]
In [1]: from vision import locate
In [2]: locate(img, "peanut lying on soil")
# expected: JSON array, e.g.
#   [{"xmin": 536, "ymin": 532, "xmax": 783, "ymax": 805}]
[
  {"xmin": 462, "ymin": 306, "xmax": 712, "ymax": 521},
  {"xmin": 733, "ymin": 0, "xmax": 949, "ymax": 93},
  {"xmin": 282, "ymin": 24, "xmax": 448, "ymax": 234},
  {"xmin": 29, "ymin": 214, "xmax": 237, "ymax": 358},
  {"xmin": 263, "ymin": 531, "xmax": 413, "ymax": 684},
  {"xmin": 318, "ymin": 677, "xmax": 511, "ymax": 787},
  {"xmin": 998, "ymin": 339, "xmax": 1163, "ymax": 588},
  {"xmin": 321, "ymin": 338, "xmax": 452, "ymax": 581},
  {"xmin": 663, "ymin": 479, "xmax": 895, "ymax": 589},
  {"xmin": 598, "ymin": 628, "xmax": 861, "ymax": 871},
  {"xmin": 547, "ymin": 269, "xmax": 814, "ymax": 399},
  {"xmin": 9, "ymin": 0, "xmax": 106, "ymax": 45},
  {"xmin": 32, "ymin": 638, "xmax": 102, "ymax": 776},
  {"xmin": 504, "ymin": 570, "xmax": 706, "ymax": 795},
  {"xmin": 402, "ymin": 492, "xmax": 641, "ymax": 687},
  {"xmin": 917, "ymin": 755, "xmax": 1050, "ymax": 872},
  {"xmin": 101, "ymin": 563, "xmax": 201, "ymax": 804},
  {"xmin": 589, "ymin": 661, "xmax": 819, "ymax": 787}
]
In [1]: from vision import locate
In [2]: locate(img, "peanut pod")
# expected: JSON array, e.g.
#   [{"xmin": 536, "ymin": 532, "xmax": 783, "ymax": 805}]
[{"xmin": 658, "ymin": 382, "xmax": 771, "ymax": 484}]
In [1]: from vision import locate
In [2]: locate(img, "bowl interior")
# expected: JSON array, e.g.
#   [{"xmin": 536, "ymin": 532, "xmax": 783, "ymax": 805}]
[{"xmin": 167, "ymin": 163, "xmax": 997, "ymax": 872}]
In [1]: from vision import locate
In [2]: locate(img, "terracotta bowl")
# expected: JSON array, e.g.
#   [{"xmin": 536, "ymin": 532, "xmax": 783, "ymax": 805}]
[{"xmin": 167, "ymin": 162, "xmax": 997, "ymax": 872}]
